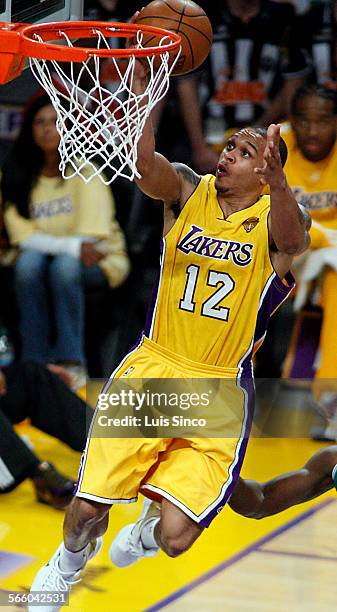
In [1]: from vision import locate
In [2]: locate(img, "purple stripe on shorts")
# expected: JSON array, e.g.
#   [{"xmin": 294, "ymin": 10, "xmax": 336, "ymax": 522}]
[{"xmin": 200, "ymin": 375, "xmax": 255, "ymax": 527}]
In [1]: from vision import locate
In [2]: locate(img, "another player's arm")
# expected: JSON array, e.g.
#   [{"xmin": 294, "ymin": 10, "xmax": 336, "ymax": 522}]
[
  {"xmin": 255, "ymin": 124, "xmax": 311, "ymax": 277},
  {"xmin": 229, "ymin": 446, "xmax": 337, "ymax": 519},
  {"xmin": 131, "ymin": 64, "xmax": 200, "ymax": 231}
]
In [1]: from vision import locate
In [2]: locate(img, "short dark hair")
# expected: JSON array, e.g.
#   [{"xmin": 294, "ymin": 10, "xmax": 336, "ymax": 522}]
[
  {"xmin": 291, "ymin": 84, "xmax": 337, "ymax": 116},
  {"xmin": 251, "ymin": 125, "xmax": 288, "ymax": 167}
]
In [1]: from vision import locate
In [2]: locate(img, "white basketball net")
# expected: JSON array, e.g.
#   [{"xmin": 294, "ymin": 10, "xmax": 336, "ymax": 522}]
[{"xmin": 29, "ymin": 28, "xmax": 180, "ymax": 184}]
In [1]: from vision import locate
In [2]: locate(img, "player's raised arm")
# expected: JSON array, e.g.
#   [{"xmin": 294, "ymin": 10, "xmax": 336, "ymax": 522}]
[
  {"xmin": 131, "ymin": 62, "xmax": 200, "ymax": 208},
  {"xmin": 229, "ymin": 445, "xmax": 337, "ymax": 519},
  {"xmin": 255, "ymin": 124, "xmax": 311, "ymax": 256}
]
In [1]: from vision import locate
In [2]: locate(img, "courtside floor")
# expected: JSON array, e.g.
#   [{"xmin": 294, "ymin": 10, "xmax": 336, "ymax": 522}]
[{"xmin": 0, "ymin": 425, "xmax": 335, "ymax": 611}]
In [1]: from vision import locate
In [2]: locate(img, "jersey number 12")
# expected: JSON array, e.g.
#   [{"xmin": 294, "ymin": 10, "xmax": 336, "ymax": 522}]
[{"xmin": 179, "ymin": 264, "xmax": 235, "ymax": 322}]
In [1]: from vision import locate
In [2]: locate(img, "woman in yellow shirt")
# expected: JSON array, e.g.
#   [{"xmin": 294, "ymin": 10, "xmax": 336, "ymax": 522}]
[{"xmin": 1, "ymin": 93, "xmax": 129, "ymax": 386}]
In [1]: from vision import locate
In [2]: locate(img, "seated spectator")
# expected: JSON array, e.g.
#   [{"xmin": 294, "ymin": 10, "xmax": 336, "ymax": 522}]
[
  {"xmin": 281, "ymin": 84, "xmax": 337, "ymax": 439},
  {"xmin": 0, "ymin": 361, "xmax": 93, "ymax": 508},
  {"xmin": 1, "ymin": 93, "xmax": 130, "ymax": 388},
  {"xmin": 173, "ymin": 0, "xmax": 308, "ymax": 173}
]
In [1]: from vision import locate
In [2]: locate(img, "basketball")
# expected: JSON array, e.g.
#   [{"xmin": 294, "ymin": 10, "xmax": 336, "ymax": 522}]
[{"xmin": 134, "ymin": 0, "xmax": 213, "ymax": 75}]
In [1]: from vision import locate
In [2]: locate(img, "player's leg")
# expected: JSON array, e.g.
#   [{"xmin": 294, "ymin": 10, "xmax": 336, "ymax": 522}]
[
  {"xmin": 29, "ymin": 497, "xmax": 110, "ymax": 612},
  {"xmin": 155, "ymin": 498, "xmax": 204, "ymax": 556},
  {"xmin": 229, "ymin": 445, "xmax": 337, "ymax": 519},
  {"xmin": 109, "ymin": 370, "xmax": 252, "ymax": 567},
  {"xmin": 110, "ymin": 496, "xmax": 203, "ymax": 567},
  {"xmin": 63, "ymin": 497, "xmax": 110, "ymax": 551}
]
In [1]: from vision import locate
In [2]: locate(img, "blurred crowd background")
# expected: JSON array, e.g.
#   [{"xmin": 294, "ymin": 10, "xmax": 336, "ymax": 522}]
[{"xmin": 1, "ymin": 0, "xmax": 337, "ymax": 503}]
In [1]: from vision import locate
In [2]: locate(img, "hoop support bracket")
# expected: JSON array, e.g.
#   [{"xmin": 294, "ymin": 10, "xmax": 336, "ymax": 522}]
[{"xmin": 0, "ymin": 23, "xmax": 27, "ymax": 83}]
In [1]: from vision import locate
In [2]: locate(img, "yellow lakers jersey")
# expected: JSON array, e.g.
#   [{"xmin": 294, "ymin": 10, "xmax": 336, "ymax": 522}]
[
  {"xmin": 282, "ymin": 123, "xmax": 337, "ymax": 229},
  {"xmin": 144, "ymin": 175, "xmax": 293, "ymax": 371}
]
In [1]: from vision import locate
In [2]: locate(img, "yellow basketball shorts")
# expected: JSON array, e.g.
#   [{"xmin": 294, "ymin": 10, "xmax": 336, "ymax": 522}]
[{"xmin": 75, "ymin": 336, "xmax": 254, "ymax": 527}]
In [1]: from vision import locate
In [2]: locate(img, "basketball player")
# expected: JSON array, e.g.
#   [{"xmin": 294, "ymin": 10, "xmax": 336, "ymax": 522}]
[{"xmin": 29, "ymin": 61, "xmax": 311, "ymax": 609}]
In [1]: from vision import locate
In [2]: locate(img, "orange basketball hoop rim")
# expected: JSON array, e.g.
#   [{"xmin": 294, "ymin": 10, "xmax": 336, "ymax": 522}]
[
  {"xmin": 0, "ymin": 20, "xmax": 182, "ymax": 83},
  {"xmin": 0, "ymin": 20, "xmax": 183, "ymax": 185}
]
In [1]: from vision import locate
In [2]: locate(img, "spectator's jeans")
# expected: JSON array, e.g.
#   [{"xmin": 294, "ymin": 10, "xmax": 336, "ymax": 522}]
[{"xmin": 14, "ymin": 251, "xmax": 107, "ymax": 364}]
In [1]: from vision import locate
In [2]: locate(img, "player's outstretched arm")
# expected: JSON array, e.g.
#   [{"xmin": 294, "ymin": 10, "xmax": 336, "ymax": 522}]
[
  {"xmin": 229, "ymin": 446, "xmax": 337, "ymax": 519},
  {"xmin": 255, "ymin": 124, "xmax": 311, "ymax": 257},
  {"xmin": 131, "ymin": 62, "xmax": 199, "ymax": 207}
]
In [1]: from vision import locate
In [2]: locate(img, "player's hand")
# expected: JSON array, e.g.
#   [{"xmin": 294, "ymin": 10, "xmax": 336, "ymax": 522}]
[
  {"xmin": 254, "ymin": 124, "xmax": 284, "ymax": 187},
  {"xmin": 126, "ymin": 9, "xmax": 140, "ymax": 51},
  {"xmin": 0, "ymin": 369, "xmax": 7, "ymax": 396},
  {"xmin": 127, "ymin": 9, "xmax": 151, "ymax": 81},
  {"xmin": 80, "ymin": 242, "xmax": 105, "ymax": 268}
]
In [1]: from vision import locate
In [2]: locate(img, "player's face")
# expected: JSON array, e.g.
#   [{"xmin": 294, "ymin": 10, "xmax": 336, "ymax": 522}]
[
  {"xmin": 32, "ymin": 104, "xmax": 60, "ymax": 153},
  {"xmin": 215, "ymin": 129, "xmax": 265, "ymax": 194},
  {"xmin": 291, "ymin": 95, "xmax": 337, "ymax": 162}
]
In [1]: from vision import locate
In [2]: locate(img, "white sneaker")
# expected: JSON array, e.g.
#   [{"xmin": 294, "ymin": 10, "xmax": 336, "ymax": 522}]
[
  {"xmin": 29, "ymin": 537, "xmax": 103, "ymax": 611},
  {"xmin": 109, "ymin": 498, "xmax": 160, "ymax": 568}
]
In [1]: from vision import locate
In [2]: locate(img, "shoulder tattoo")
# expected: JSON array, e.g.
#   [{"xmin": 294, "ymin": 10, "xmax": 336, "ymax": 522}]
[
  {"xmin": 172, "ymin": 163, "xmax": 201, "ymax": 187},
  {"xmin": 167, "ymin": 163, "xmax": 201, "ymax": 219}
]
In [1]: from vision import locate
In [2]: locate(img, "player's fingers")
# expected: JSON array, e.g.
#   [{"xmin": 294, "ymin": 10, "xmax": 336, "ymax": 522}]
[
  {"xmin": 126, "ymin": 12, "xmax": 140, "ymax": 49},
  {"xmin": 266, "ymin": 141, "xmax": 278, "ymax": 161},
  {"xmin": 263, "ymin": 148, "xmax": 273, "ymax": 163},
  {"xmin": 271, "ymin": 125, "xmax": 280, "ymax": 146},
  {"xmin": 267, "ymin": 124, "xmax": 279, "ymax": 148},
  {"xmin": 129, "ymin": 10, "xmax": 141, "ymax": 24}
]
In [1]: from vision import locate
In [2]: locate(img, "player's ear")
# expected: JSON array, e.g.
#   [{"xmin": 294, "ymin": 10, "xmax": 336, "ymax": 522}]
[{"xmin": 259, "ymin": 175, "xmax": 267, "ymax": 187}]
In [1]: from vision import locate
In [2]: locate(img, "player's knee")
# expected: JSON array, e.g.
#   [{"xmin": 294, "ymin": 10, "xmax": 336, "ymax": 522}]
[
  {"xmin": 244, "ymin": 509, "xmax": 266, "ymax": 520},
  {"xmin": 160, "ymin": 534, "xmax": 190, "ymax": 558},
  {"xmin": 159, "ymin": 521, "xmax": 202, "ymax": 558}
]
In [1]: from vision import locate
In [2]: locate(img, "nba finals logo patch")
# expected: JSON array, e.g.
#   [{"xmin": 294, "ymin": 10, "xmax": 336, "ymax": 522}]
[{"xmin": 242, "ymin": 217, "xmax": 259, "ymax": 233}]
